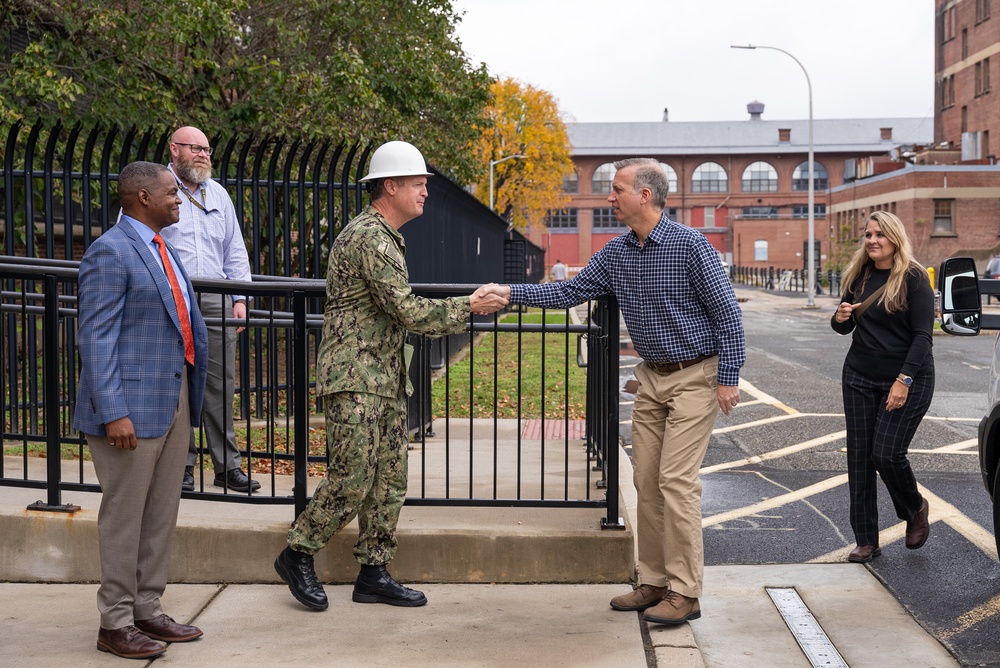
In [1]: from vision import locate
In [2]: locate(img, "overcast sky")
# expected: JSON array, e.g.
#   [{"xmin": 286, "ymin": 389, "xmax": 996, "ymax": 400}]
[{"xmin": 452, "ymin": 0, "xmax": 934, "ymax": 124}]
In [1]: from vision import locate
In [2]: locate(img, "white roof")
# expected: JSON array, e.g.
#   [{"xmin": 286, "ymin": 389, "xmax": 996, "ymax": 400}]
[{"xmin": 568, "ymin": 118, "xmax": 934, "ymax": 156}]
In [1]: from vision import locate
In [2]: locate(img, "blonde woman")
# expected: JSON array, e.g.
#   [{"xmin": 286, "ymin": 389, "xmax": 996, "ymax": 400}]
[{"xmin": 831, "ymin": 211, "xmax": 934, "ymax": 563}]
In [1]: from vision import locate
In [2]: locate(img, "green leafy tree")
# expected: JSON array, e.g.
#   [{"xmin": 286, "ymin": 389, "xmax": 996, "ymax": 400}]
[{"xmin": 0, "ymin": 0, "xmax": 491, "ymax": 181}]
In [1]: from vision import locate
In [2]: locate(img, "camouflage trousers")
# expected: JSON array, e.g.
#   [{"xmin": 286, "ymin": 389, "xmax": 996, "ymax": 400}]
[{"xmin": 286, "ymin": 391, "xmax": 408, "ymax": 565}]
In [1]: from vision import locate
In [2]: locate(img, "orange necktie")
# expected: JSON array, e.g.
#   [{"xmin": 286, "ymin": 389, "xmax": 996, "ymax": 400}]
[{"xmin": 153, "ymin": 234, "xmax": 195, "ymax": 365}]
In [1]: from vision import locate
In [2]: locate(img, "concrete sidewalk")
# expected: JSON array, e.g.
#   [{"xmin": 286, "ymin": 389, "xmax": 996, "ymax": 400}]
[{"xmin": 0, "ymin": 566, "xmax": 957, "ymax": 667}]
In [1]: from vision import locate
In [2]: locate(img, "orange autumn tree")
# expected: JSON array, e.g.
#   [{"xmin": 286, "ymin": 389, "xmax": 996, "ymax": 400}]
[{"xmin": 473, "ymin": 78, "xmax": 574, "ymax": 231}]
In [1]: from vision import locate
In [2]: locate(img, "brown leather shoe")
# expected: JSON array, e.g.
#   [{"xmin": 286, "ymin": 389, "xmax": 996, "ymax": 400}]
[
  {"xmin": 610, "ymin": 583, "xmax": 670, "ymax": 611},
  {"xmin": 134, "ymin": 614, "xmax": 203, "ymax": 643},
  {"xmin": 642, "ymin": 591, "xmax": 701, "ymax": 625},
  {"xmin": 847, "ymin": 544, "xmax": 882, "ymax": 563},
  {"xmin": 905, "ymin": 498, "xmax": 930, "ymax": 549},
  {"xmin": 97, "ymin": 626, "xmax": 165, "ymax": 659}
]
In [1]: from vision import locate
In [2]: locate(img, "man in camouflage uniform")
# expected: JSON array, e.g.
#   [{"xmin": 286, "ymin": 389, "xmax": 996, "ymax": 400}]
[{"xmin": 273, "ymin": 141, "xmax": 508, "ymax": 611}]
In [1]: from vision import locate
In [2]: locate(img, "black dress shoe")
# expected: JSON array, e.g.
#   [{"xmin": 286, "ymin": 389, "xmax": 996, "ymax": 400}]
[
  {"xmin": 182, "ymin": 466, "xmax": 194, "ymax": 492},
  {"xmin": 97, "ymin": 625, "xmax": 165, "ymax": 659},
  {"xmin": 214, "ymin": 468, "xmax": 261, "ymax": 493},
  {"xmin": 274, "ymin": 546, "xmax": 328, "ymax": 611},
  {"xmin": 135, "ymin": 614, "xmax": 203, "ymax": 643},
  {"xmin": 353, "ymin": 565, "xmax": 427, "ymax": 607},
  {"xmin": 847, "ymin": 544, "xmax": 882, "ymax": 563}
]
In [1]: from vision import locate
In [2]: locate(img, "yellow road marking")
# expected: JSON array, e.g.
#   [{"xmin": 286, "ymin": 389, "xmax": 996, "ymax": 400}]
[
  {"xmin": 739, "ymin": 378, "xmax": 799, "ymax": 415},
  {"xmin": 702, "ymin": 474, "xmax": 849, "ymax": 528},
  {"xmin": 701, "ymin": 431, "xmax": 846, "ymax": 474},
  {"xmin": 940, "ymin": 592, "xmax": 1000, "ymax": 639}
]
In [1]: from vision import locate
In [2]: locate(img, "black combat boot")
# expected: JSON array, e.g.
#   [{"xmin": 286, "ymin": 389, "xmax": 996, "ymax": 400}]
[
  {"xmin": 352, "ymin": 564, "xmax": 427, "ymax": 607},
  {"xmin": 274, "ymin": 546, "xmax": 329, "ymax": 611}
]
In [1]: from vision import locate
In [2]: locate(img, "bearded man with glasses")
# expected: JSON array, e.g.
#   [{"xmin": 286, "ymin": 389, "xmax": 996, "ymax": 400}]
[{"xmin": 162, "ymin": 126, "xmax": 258, "ymax": 495}]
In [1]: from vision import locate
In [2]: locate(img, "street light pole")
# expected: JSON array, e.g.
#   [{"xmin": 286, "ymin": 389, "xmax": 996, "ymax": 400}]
[
  {"xmin": 489, "ymin": 154, "xmax": 527, "ymax": 213},
  {"xmin": 732, "ymin": 44, "xmax": 816, "ymax": 307}
]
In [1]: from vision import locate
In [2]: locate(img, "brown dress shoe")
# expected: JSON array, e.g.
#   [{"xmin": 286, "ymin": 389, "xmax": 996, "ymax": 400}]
[
  {"xmin": 610, "ymin": 583, "xmax": 670, "ymax": 611},
  {"xmin": 905, "ymin": 498, "xmax": 930, "ymax": 549},
  {"xmin": 134, "ymin": 614, "xmax": 203, "ymax": 643},
  {"xmin": 643, "ymin": 591, "xmax": 701, "ymax": 625},
  {"xmin": 97, "ymin": 626, "xmax": 165, "ymax": 659},
  {"xmin": 847, "ymin": 544, "xmax": 882, "ymax": 563}
]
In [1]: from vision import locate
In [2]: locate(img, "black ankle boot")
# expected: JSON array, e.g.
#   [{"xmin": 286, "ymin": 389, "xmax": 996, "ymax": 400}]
[
  {"xmin": 353, "ymin": 564, "xmax": 427, "ymax": 607},
  {"xmin": 274, "ymin": 547, "xmax": 328, "ymax": 611}
]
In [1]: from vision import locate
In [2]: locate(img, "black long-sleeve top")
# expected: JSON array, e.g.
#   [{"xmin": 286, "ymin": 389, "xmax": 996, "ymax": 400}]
[{"xmin": 830, "ymin": 266, "xmax": 934, "ymax": 381}]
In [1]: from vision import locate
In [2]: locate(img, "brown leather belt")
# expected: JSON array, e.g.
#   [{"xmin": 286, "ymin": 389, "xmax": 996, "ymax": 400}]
[{"xmin": 645, "ymin": 354, "xmax": 716, "ymax": 374}]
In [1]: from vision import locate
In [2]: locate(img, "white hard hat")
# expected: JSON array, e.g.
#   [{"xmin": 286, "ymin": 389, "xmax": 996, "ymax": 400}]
[{"xmin": 360, "ymin": 141, "xmax": 432, "ymax": 182}]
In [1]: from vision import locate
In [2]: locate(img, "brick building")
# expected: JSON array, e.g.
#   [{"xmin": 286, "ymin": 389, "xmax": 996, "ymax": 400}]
[
  {"xmin": 524, "ymin": 109, "xmax": 931, "ymax": 274},
  {"xmin": 829, "ymin": 0, "xmax": 1000, "ymax": 270}
]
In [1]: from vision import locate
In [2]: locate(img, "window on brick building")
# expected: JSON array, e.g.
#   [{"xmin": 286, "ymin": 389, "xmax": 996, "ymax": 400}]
[
  {"xmin": 977, "ymin": 0, "xmax": 992, "ymax": 23},
  {"xmin": 962, "ymin": 105, "xmax": 968, "ymax": 133},
  {"xmin": 742, "ymin": 161, "xmax": 778, "ymax": 192},
  {"xmin": 963, "ymin": 29, "xmax": 969, "ymax": 58},
  {"xmin": 792, "ymin": 161, "xmax": 829, "ymax": 191},
  {"xmin": 754, "ymin": 240, "xmax": 768, "ymax": 261},
  {"xmin": 666, "ymin": 207, "xmax": 679, "ymax": 222},
  {"xmin": 545, "ymin": 208, "xmax": 578, "ymax": 232},
  {"xmin": 562, "ymin": 170, "xmax": 578, "ymax": 194},
  {"xmin": 592, "ymin": 207, "xmax": 625, "ymax": 233},
  {"xmin": 933, "ymin": 200, "xmax": 954, "ymax": 234},
  {"xmin": 704, "ymin": 206, "xmax": 716, "ymax": 227},
  {"xmin": 659, "ymin": 162, "xmax": 678, "ymax": 194},
  {"xmin": 692, "ymin": 162, "xmax": 727, "ymax": 193},
  {"xmin": 741, "ymin": 206, "xmax": 779, "ymax": 219},
  {"xmin": 591, "ymin": 163, "xmax": 616, "ymax": 194},
  {"xmin": 792, "ymin": 204, "xmax": 826, "ymax": 218}
]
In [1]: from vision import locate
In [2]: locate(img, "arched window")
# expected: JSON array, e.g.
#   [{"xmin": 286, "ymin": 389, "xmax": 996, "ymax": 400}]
[
  {"xmin": 741, "ymin": 161, "xmax": 778, "ymax": 192},
  {"xmin": 659, "ymin": 162, "xmax": 678, "ymax": 194},
  {"xmin": 562, "ymin": 169, "xmax": 579, "ymax": 194},
  {"xmin": 591, "ymin": 163, "xmax": 616, "ymax": 194},
  {"xmin": 692, "ymin": 162, "xmax": 727, "ymax": 193},
  {"xmin": 792, "ymin": 161, "xmax": 829, "ymax": 191}
]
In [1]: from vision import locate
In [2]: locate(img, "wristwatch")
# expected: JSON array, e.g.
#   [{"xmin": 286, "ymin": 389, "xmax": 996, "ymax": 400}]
[{"xmin": 896, "ymin": 373, "xmax": 913, "ymax": 387}]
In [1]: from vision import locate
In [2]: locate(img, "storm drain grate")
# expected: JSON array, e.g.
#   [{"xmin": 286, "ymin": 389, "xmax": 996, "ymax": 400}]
[{"xmin": 766, "ymin": 587, "xmax": 848, "ymax": 668}]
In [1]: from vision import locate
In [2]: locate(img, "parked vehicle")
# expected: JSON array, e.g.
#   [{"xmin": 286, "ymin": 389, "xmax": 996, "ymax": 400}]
[
  {"xmin": 939, "ymin": 257, "xmax": 998, "ymax": 554},
  {"xmin": 983, "ymin": 256, "xmax": 1000, "ymax": 304}
]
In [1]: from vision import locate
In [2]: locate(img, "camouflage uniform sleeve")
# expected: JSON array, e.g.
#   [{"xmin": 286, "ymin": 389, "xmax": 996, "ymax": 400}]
[{"xmin": 360, "ymin": 231, "xmax": 471, "ymax": 337}]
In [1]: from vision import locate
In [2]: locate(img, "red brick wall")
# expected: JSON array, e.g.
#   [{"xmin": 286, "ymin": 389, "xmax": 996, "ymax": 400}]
[{"xmin": 935, "ymin": 0, "xmax": 1000, "ymax": 155}]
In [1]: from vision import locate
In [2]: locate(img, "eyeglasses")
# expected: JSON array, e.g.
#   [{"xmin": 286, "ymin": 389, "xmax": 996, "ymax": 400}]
[{"xmin": 173, "ymin": 142, "xmax": 213, "ymax": 156}]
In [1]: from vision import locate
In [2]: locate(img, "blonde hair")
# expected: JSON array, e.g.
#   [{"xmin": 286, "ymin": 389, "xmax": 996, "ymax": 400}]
[{"xmin": 839, "ymin": 211, "xmax": 929, "ymax": 313}]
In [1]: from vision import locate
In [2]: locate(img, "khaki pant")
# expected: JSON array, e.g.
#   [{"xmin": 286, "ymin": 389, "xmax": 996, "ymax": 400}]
[{"xmin": 631, "ymin": 358, "xmax": 719, "ymax": 599}]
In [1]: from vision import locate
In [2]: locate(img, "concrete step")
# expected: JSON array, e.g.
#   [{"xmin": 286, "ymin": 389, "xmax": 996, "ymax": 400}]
[{"xmin": 0, "ymin": 420, "xmax": 634, "ymax": 584}]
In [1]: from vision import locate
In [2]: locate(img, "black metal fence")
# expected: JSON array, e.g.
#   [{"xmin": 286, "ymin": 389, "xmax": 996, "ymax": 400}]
[
  {"xmin": 731, "ymin": 265, "xmax": 842, "ymax": 297},
  {"xmin": 0, "ymin": 258, "xmax": 622, "ymax": 527}
]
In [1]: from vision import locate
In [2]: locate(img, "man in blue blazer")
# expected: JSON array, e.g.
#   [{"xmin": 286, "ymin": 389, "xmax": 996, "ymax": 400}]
[{"xmin": 74, "ymin": 161, "xmax": 209, "ymax": 660}]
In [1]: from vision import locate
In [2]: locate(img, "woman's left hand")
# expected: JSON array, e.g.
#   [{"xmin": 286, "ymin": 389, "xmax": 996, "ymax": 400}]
[{"xmin": 886, "ymin": 383, "xmax": 910, "ymax": 411}]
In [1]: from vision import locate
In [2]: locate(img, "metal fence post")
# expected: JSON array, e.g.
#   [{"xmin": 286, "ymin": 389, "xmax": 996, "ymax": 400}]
[
  {"xmin": 292, "ymin": 290, "xmax": 309, "ymax": 517},
  {"xmin": 601, "ymin": 295, "xmax": 624, "ymax": 530},
  {"xmin": 26, "ymin": 274, "xmax": 79, "ymax": 513}
]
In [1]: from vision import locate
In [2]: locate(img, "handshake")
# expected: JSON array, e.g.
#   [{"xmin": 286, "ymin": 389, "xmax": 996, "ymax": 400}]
[{"xmin": 470, "ymin": 283, "xmax": 512, "ymax": 315}]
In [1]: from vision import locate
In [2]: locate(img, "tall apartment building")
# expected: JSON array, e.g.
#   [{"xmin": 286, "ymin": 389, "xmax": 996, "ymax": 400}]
[{"xmin": 829, "ymin": 0, "xmax": 1000, "ymax": 270}]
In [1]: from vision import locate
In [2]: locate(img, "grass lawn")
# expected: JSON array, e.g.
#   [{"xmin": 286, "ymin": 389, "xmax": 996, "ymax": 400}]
[{"xmin": 431, "ymin": 310, "xmax": 587, "ymax": 420}]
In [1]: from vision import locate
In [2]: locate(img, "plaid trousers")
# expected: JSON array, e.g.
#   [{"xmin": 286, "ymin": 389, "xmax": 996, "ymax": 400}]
[{"xmin": 842, "ymin": 361, "xmax": 934, "ymax": 546}]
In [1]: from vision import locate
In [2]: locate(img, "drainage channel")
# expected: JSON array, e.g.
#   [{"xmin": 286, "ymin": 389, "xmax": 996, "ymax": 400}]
[{"xmin": 766, "ymin": 587, "xmax": 848, "ymax": 668}]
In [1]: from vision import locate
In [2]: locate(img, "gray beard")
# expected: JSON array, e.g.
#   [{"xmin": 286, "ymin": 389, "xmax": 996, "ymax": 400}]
[{"xmin": 175, "ymin": 161, "xmax": 212, "ymax": 185}]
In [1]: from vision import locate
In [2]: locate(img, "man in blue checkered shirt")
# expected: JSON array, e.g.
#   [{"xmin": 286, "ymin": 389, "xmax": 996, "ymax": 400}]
[{"xmin": 495, "ymin": 157, "xmax": 745, "ymax": 626}]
